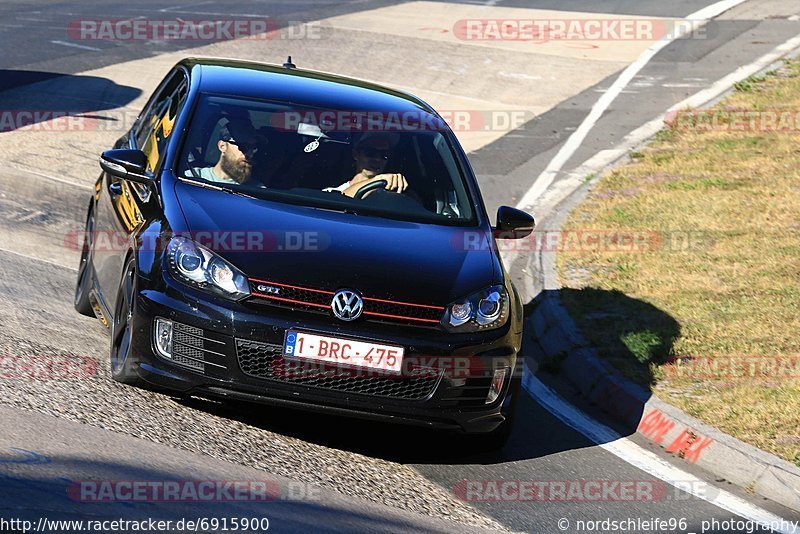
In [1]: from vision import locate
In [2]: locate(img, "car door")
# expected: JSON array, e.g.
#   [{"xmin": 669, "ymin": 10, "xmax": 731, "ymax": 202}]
[{"xmin": 93, "ymin": 67, "xmax": 189, "ymax": 317}]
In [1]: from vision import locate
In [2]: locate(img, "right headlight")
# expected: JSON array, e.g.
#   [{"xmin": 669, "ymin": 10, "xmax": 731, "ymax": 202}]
[
  {"xmin": 441, "ymin": 285, "xmax": 509, "ymax": 332},
  {"xmin": 165, "ymin": 236, "xmax": 250, "ymax": 300}
]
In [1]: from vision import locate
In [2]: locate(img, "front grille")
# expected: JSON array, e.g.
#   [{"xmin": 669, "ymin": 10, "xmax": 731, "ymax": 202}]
[
  {"xmin": 248, "ymin": 278, "xmax": 444, "ymax": 327},
  {"xmin": 362, "ymin": 297, "xmax": 442, "ymax": 323},
  {"xmin": 236, "ymin": 339, "xmax": 441, "ymax": 400}
]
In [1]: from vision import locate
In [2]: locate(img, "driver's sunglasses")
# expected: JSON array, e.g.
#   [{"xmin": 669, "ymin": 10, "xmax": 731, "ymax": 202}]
[
  {"xmin": 226, "ymin": 139, "xmax": 259, "ymax": 155},
  {"xmin": 359, "ymin": 146, "xmax": 390, "ymax": 160}
]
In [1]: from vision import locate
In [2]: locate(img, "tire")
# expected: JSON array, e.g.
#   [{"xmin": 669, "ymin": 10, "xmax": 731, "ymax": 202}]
[
  {"xmin": 466, "ymin": 377, "xmax": 520, "ymax": 452},
  {"xmin": 74, "ymin": 203, "xmax": 95, "ymax": 316},
  {"xmin": 109, "ymin": 258, "xmax": 143, "ymax": 386}
]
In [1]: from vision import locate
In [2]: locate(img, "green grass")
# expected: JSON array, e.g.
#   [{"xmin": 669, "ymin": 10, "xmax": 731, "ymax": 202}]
[{"xmin": 734, "ymin": 74, "xmax": 767, "ymax": 92}]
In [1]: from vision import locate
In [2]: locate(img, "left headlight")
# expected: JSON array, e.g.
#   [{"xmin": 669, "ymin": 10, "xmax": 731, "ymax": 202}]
[
  {"xmin": 442, "ymin": 285, "xmax": 509, "ymax": 332},
  {"xmin": 165, "ymin": 236, "xmax": 250, "ymax": 300}
]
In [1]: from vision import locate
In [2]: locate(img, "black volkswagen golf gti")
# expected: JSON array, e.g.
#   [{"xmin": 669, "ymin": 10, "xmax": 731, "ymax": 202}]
[{"xmin": 74, "ymin": 57, "xmax": 534, "ymax": 447}]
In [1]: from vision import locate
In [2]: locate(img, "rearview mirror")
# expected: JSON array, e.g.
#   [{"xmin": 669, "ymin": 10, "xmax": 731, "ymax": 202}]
[
  {"xmin": 493, "ymin": 206, "xmax": 535, "ymax": 239},
  {"xmin": 99, "ymin": 149, "xmax": 151, "ymax": 185}
]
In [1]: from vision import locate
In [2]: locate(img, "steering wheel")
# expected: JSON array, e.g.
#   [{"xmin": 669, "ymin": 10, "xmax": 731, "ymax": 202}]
[{"xmin": 353, "ymin": 179, "xmax": 388, "ymax": 200}]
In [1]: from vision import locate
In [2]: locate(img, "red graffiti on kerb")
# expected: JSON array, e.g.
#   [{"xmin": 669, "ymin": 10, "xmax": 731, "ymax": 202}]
[
  {"xmin": 665, "ymin": 429, "xmax": 713, "ymax": 463},
  {"xmin": 637, "ymin": 409, "xmax": 675, "ymax": 445}
]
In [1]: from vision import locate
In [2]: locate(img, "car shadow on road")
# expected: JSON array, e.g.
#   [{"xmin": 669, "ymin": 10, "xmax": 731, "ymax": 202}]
[
  {"xmin": 0, "ymin": 70, "xmax": 141, "ymax": 132},
  {"xmin": 556, "ymin": 287, "xmax": 681, "ymax": 387},
  {"xmin": 493, "ymin": 286, "xmax": 683, "ymax": 462}
]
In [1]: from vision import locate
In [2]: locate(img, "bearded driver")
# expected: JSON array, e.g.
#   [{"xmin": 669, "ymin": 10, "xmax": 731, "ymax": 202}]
[{"xmin": 191, "ymin": 118, "xmax": 262, "ymax": 185}]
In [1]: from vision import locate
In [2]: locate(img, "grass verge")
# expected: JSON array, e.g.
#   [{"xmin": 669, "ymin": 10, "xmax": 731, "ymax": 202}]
[{"xmin": 556, "ymin": 59, "xmax": 800, "ymax": 463}]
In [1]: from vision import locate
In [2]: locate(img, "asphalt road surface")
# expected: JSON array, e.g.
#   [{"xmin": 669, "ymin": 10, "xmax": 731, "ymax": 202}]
[{"xmin": 1, "ymin": 0, "xmax": 799, "ymax": 532}]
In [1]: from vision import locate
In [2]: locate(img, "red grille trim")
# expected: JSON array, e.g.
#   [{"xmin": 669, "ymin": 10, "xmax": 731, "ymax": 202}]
[{"xmin": 247, "ymin": 278, "xmax": 444, "ymax": 324}]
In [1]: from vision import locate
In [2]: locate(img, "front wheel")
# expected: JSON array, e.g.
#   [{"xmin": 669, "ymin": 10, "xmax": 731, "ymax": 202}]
[
  {"xmin": 74, "ymin": 203, "xmax": 95, "ymax": 316},
  {"xmin": 109, "ymin": 258, "xmax": 143, "ymax": 386},
  {"xmin": 466, "ymin": 377, "xmax": 520, "ymax": 452}
]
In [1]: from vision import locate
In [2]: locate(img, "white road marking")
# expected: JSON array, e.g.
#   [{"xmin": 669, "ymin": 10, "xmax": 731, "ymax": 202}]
[
  {"xmin": 155, "ymin": 10, "xmax": 270, "ymax": 18},
  {"xmin": 0, "ymin": 246, "xmax": 76, "ymax": 272},
  {"xmin": 158, "ymin": 1, "xmax": 213, "ymax": 13},
  {"xmin": 14, "ymin": 211, "xmax": 47, "ymax": 223},
  {"xmin": 522, "ymin": 366, "xmax": 799, "ymax": 534},
  {"xmin": 49, "ymin": 40, "xmax": 101, "ymax": 52},
  {"xmin": 593, "ymin": 88, "xmax": 638, "ymax": 94},
  {"xmin": 8, "ymin": 166, "xmax": 93, "ymax": 191},
  {"xmin": 499, "ymin": 72, "xmax": 544, "ymax": 81},
  {"xmin": 514, "ymin": 0, "xmax": 749, "ymax": 216}
]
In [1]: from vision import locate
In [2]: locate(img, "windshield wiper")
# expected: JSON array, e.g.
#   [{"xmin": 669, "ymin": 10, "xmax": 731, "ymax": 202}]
[{"xmin": 178, "ymin": 177, "xmax": 256, "ymax": 199}]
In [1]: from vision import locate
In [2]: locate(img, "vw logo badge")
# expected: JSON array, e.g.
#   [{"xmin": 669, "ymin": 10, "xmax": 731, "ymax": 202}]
[{"xmin": 331, "ymin": 289, "xmax": 363, "ymax": 321}]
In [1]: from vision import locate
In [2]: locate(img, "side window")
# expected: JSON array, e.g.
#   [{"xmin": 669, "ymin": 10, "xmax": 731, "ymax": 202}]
[
  {"xmin": 134, "ymin": 69, "xmax": 188, "ymax": 152},
  {"xmin": 140, "ymin": 74, "xmax": 188, "ymax": 173}
]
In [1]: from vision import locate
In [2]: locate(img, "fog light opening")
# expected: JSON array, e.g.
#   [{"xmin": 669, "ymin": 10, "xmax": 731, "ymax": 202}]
[
  {"xmin": 154, "ymin": 318, "xmax": 173, "ymax": 359},
  {"xmin": 486, "ymin": 367, "xmax": 508, "ymax": 404}
]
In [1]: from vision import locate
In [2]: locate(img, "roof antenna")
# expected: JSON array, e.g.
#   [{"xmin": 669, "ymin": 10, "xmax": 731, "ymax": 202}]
[{"xmin": 283, "ymin": 56, "xmax": 296, "ymax": 69}]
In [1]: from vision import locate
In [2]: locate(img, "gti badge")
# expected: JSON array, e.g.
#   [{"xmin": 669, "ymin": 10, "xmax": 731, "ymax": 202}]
[
  {"xmin": 331, "ymin": 289, "xmax": 363, "ymax": 321},
  {"xmin": 257, "ymin": 284, "xmax": 280, "ymax": 295}
]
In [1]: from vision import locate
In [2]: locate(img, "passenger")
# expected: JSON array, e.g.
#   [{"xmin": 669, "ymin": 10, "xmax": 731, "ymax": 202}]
[{"xmin": 326, "ymin": 133, "xmax": 408, "ymax": 198}]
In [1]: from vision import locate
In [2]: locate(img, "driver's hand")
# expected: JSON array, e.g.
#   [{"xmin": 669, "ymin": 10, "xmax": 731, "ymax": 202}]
[
  {"xmin": 374, "ymin": 173, "xmax": 408, "ymax": 193},
  {"xmin": 343, "ymin": 174, "xmax": 408, "ymax": 198}
]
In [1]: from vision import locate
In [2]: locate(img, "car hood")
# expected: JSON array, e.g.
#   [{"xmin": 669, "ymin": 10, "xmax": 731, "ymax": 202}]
[{"xmin": 173, "ymin": 181, "xmax": 499, "ymax": 306}]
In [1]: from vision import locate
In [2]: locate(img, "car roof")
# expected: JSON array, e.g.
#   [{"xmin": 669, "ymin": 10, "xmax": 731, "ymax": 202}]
[{"xmin": 180, "ymin": 57, "xmax": 436, "ymax": 114}]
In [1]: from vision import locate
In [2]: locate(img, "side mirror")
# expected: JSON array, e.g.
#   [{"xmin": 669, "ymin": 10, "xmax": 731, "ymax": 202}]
[
  {"xmin": 493, "ymin": 206, "xmax": 535, "ymax": 239},
  {"xmin": 99, "ymin": 149, "xmax": 151, "ymax": 185}
]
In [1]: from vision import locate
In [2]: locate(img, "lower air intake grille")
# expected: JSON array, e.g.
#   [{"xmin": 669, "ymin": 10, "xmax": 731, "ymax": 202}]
[
  {"xmin": 169, "ymin": 321, "xmax": 230, "ymax": 373},
  {"xmin": 236, "ymin": 339, "xmax": 440, "ymax": 400}
]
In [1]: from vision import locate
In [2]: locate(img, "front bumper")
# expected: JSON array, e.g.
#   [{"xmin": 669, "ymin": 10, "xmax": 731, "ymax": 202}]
[{"xmin": 130, "ymin": 272, "xmax": 522, "ymax": 434}]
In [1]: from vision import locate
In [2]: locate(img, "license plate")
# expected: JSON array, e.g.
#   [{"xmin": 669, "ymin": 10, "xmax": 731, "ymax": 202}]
[{"xmin": 283, "ymin": 330, "xmax": 404, "ymax": 374}]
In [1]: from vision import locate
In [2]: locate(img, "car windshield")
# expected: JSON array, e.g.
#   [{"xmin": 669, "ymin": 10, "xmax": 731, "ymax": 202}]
[{"xmin": 177, "ymin": 94, "xmax": 476, "ymax": 224}]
